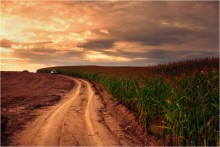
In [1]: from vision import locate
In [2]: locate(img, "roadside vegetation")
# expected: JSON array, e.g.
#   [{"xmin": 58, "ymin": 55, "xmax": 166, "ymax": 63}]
[{"xmin": 37, "ymin": 57, "xmax": 219, "ymax": 146}]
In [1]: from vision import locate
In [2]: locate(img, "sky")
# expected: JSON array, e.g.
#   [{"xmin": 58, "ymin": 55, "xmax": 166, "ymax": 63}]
[{"xmin": 0, "ymin": 1, "xmax": 219, "ymax": 72}]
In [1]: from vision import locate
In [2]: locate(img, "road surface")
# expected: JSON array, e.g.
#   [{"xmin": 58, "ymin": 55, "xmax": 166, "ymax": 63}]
[{"xmin": 10, "ymin": 76, "xmax": 144, "ymax": 146}]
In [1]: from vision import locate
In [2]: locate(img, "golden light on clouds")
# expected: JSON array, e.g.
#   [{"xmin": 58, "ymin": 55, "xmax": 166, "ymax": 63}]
[
  {"xmin": 84, "ymin": 51, "xmax": 130, "ymax": 62},
  {"xmin": 0, "ymin": 1, "xmax": 219, "ymax": 71},
  {"xmin": 100, "ymin": 29, "xmax": 110, "ymax": 35},
  {"xmin": 0, "ymin": 47, "xmax": 12, "ymax": 53}
]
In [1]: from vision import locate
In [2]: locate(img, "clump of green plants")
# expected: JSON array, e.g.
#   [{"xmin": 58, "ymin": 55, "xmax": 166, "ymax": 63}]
[{"xmin": 37, "ymin": 57, "xmax": 219, "ymax": 146}]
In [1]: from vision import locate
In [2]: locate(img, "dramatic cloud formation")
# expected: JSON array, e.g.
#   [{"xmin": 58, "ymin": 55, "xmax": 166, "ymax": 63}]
[{"xmin": 0, "ymin": 1, "xmax": 219, "ymax": 71}]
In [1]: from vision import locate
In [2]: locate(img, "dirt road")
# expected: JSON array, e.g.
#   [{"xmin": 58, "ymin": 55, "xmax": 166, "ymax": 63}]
[{"xmin": 9, "ymin": 76, "xmax": 147, "ymax": 146}]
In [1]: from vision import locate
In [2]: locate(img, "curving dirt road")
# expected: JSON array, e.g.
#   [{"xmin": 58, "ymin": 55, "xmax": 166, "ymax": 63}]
[{"xmin": 9, "ymin": 76, "xmax": 145, "ymax": 146}]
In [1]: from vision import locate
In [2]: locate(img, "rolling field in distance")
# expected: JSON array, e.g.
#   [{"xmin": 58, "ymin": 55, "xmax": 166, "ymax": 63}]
[{"xmin": 37, "ymin": 57, "xmax": 219, "ymax": 146}]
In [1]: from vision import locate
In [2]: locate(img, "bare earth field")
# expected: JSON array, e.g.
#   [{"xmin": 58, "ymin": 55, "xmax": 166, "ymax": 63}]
[{"xmin": 1, "ymin": 72, "xmax": 161, "ymax": 146}]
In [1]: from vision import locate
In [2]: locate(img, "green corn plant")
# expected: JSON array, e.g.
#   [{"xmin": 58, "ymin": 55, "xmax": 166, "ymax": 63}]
[{"xmin": 37, "ymin": 57, "xmax": 219, "ymax": 146}]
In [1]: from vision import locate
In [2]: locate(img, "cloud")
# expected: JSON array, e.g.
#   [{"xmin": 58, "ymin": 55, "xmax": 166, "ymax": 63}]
[
  {"xmin": 12, "ymin": 47, "xmax": 84, "ymax": 65},
  {"xmin": 3, "ymin": 1, "xmax": 218, "ymax": 49},
  {"xmin": 0, "ymin": 39, "xmax": 15, "ymax": 48},
  {"xmin": 143, "ymin": 49, "xmax": 218, "ymax": 60},
  {"xmin": 101, "ymin": 1, "xmax": 218, "ymax": 48},
  {"xmin": 99, "ymin": 49, "xmax": 218, "ymax": 61},
  {"xmin": 1, "ymin": 1, "xmax": 219, "ymax": 71},
  {"xmin": 0, "ymin": 38, "xmax": 54, "ymax": 49},
  {"xmin": 100, "ymin": 29, "xmax": 110, "ymax": 35},
  {"xmin": 78, "ymin": 39, "xmax": 115, "ymax": 50},
  {"xmin": 68, "ymin": 1, "xmax": 218, "ymax": 50},
  {"xmin": 29, "ymin": 41, "xmax": 54, "ymax": 45}
]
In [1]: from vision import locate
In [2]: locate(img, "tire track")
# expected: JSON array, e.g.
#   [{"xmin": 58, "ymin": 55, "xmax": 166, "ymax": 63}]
[
  {"xmin": 81, "ymin": 79, "xmax": 119, "ymax": 146},
  {"xmin": 84, "ymin": 80, "xmax": 103, "ymax": 146},
  {"xmin": 35, "ymin": 79, "xmax": 81, "ymax": 146},
  {"xmin": 10, "ymin": 78, "xmax": 81, "ymax": 146}
]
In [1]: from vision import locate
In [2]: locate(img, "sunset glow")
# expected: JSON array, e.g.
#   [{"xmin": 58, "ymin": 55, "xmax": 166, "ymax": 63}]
[{"xmin": 0, "ymin": 1, "xmax": 219, "ymax": 71}]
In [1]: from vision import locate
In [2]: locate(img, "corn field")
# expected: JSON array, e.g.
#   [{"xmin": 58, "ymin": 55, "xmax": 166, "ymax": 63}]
[{"xmin": 37, "ymin": 57, "xmax": 219, "ymax": 146}]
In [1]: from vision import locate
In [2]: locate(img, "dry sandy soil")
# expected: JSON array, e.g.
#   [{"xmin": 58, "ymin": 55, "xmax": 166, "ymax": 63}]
[{"xmin": 1, "ymin": 72, "xmax": 162, "ymax": 146}]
